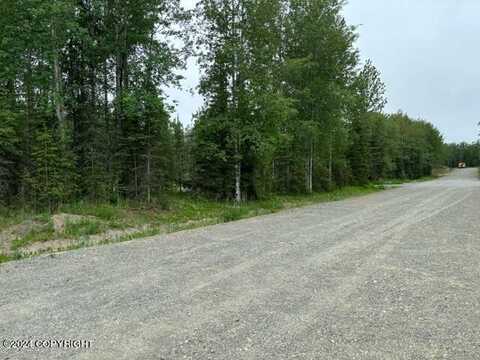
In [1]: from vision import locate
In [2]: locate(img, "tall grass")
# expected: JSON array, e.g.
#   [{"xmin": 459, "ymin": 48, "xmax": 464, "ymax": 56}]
[{"xmin": 1, "ymin": 185, "xmax": 382, "ymax": 262}]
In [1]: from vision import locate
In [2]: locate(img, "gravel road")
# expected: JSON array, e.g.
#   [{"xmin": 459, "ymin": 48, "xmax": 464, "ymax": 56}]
[{"xmin": 1, "ymin": 169, "xmax": 480, "ymax": 360}]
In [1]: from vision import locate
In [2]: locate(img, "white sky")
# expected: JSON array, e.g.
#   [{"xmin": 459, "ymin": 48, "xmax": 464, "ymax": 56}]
[{"xmin": 166, "ymin": 0, "xmax": 480, "ymax": 143}]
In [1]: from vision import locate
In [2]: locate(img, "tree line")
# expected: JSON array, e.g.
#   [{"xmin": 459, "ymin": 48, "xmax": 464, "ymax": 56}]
[
  {"xmin": 445, "ymin": 142, "xmax": 480, "ymax": 168},
  {"xmin": 0, "ymin": 0, "xmax": 455, "ymax": 209}
]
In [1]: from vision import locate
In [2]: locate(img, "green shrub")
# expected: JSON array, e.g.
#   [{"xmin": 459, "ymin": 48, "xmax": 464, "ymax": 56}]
[
  {"xmin": 153, "ymin": 194, "xmax": 171, "ymax": 211},
  {"xmin": 222, "ymin": 207, "xmax": 245, "ymax": 222},
  {"xmin": 0, "ymin": 253, "xmax": 11, "ymax": 264},
  {"xmin": 61, "ymin": 202, "xmax": 120, "ymax": 221},
  {"xmin": 64, "ymin": 219, "xmax": 106, "ymax": 238}
]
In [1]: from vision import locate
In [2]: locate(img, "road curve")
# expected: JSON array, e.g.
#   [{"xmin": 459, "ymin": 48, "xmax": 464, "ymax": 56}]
[{"xmin": 1, "ymin": 169, "xmax": 480, "ymax": 360}]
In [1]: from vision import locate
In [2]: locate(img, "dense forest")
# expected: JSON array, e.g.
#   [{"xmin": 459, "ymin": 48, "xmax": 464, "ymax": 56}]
[
  {"xmin": 445, "ymin": 142, "xmax": 480, "ymax": 168},
  {"xmin": 0, "ymin": 0, "xmax": 470, "ymax": 210}
]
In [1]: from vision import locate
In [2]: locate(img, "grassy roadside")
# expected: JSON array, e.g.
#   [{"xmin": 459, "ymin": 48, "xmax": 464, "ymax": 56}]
[
  {"xmin": 0, "ymin": 185, "xmax": 381, "ymax": 264},
  {"xmin": 373, "ymin": 167, "xmax": 451, "ymax": 187},
  {"xmin": 1, "ymin": 167, "xmax": 453, "ymax": 264},
  {"xmin": 373, "ymin": 175, "xmax": 437, "ymax": 186}
]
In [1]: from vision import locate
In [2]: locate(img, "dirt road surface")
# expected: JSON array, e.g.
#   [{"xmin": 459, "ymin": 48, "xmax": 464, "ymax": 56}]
[{"xmin": 1, "ymin": 169, "xmax": 480, "ymax": 359}]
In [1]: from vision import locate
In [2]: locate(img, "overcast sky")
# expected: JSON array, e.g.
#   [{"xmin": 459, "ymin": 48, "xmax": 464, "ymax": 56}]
[{"xmin": 167, "ymin": 0, "xmax": 480, "ymax": 143}]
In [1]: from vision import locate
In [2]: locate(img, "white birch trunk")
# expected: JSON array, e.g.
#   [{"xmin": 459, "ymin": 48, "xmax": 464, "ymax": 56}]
[
  {"xmin": 146, "ymin": 145, "xmax": 152, "ymax": 204},
  {"xmin": 52, "ymin": 26, "xmax": 65, "ymax": 140},
  {"xmin": 328, "ymin": 141, "xmax": 333, "ymax": 187},
  {"xmin": 306, "ymin": 139, "xmax": 313, "ymax": 193},
  {"xmin": 234, "ymin": 138, "xmax": 241, "ymax": 203}
]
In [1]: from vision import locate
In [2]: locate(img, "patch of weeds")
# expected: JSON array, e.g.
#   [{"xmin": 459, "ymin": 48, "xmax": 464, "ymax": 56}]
[
  {"xmin": 222, "ymin": 207, "xmax": 247, "ymax": 222},
  {"xmin": 0, "ymin": 208, "xmax": 31, "ymax": 232},
  {"xmin": 375, "ymin": 176, "xmax": 438, "ymax": 186},
  {"xmin": 327, "ymin": 186, "xmax": 378, "ymax": 200},
  {"xmin": 11, "ymin": 223, "xmax": 55, "ymax": 251},
  {"xmin": 0, "ymin": 253, "xmax": 12, "ymax": 264},
  {"xmin": 256, "ymin": 197, "xmax": 284, "ymax": 212},
  {"xmin": 107, "ymin": 220, "xmax": 131, "ymax": 230},
  {"xmin": 92, "ymin": 226, "xmax": 164, "ymax": 247},
  {"xmin": 0, "ymin": 250, "xmax": 24, "ymax": 262},
  {"xmin": 32, "ymin": 213, "xmax": 52, "ymax": 223},
  {"xmin": 88, "ymin": 205, "xmax": 119, "ymax": 221},
  {"xmin": 169, "ymin": 218, "xmax": 219, "ymax": 233},
  {"xmin": 152, "ymin": 193, "xmax": 171, "ymax": 211},
  {"xmin": 11, "ymin": 251, "xmax": 23, "ymax": 260},
  {"xmin": 60, "ymin": 202, "xmax": 121, "ymax": 221},
  {"xmin": 64, "ymin": 219, "xmax": 107, "ymax": 238},
  {"xmin": 2, "ymin": 185, "xmax": 385, "ymax": 262}
]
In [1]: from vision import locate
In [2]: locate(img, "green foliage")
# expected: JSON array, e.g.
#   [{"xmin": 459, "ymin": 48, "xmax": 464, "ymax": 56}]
[
  {"xmin": 0, "ymin": 0, "xmax": 452, "ymax": 213},
  {"xmin": 0, "ymin": 184, "xmax": 385, "ymax": 259},
  {"xmin": 0, "ymin": 106, "xmax": 21, "ymax": 204},
  {"xmin": 222, "ymin": 207, "xmax": 247, "ymax": 222},
  {"xmin": 59, "ymin": 202, "xmax": 121, "ymax": 221},
  {"xmin": 64, "ymin": 220, "xmax": 106, "ymax": 238},
  {"xmin": 0, "ymin": 253, "xmax": 12, "ymax": 264},
  {"xmin": 11, "ymin": 223, "xmax": 55, "ymax": 251},
  {"xmin": 192, "ymin": 0, "xmax": 446, "ymax": 199},
  {"xmin": 24, "ymin": 123, "xmax": 77, "ymax": 210},
  {"xmin": 445, "ymin": 142, "xmax": 479, "ymax": 167}
]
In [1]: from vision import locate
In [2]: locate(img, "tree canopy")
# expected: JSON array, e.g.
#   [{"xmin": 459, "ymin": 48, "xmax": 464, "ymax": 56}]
[{"xmin": 0, "ymin": 0, "xmax": 465, "ymax": 209}]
